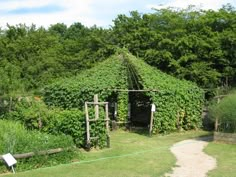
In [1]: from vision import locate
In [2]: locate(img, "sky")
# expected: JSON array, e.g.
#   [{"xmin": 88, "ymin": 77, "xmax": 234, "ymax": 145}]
[{"xmin": 0, "ymin": 0, "xmax": 235, "ymax": 29}]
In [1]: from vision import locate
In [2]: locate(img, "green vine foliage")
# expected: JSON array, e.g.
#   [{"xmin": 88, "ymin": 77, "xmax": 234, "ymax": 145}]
[
  {"xmin": 6, "ymin": 101, "xmax": 108, "ymax": 148},
  {"xmin": 124, "ymin": 52, "xmax": 204, "ymax": 133},
  {"xmin": 117, "ymin": 92, "xmax": 128, "ymax": 122},
  {"xmin": 43, "ymin": 54, "xmax": 128, "ymax": 109},
  {"xmin": 50, "ymin": 108, "xmax": 107, "ymax": 148},
  {"xmin": 43, "ymin": 50, "xmax": 203, "ymax": 135},
  {"xmin": 42, "ymin": 53, "xmax": 129, "ymax": 147}
]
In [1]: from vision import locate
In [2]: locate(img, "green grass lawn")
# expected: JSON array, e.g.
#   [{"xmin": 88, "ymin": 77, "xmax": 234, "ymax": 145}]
[
  {"xmin": 205, "ymin": 142, "xmax": 236, "ymax": 177},
  {"xmin": 2, "ymin": 130, "xmax": 210, "ymax": 177}
]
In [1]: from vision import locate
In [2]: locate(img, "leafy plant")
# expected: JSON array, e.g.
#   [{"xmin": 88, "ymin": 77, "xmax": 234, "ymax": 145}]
[
  {"xmin": 44, "ymin": 55, "xmax": 127, "ymax": 108},
  {"xmin": 5, "ymin": 100, "xmax": 108, "ymax": 148},
  {"xmin": 5, "ymin": 97, "xmax": 50, "ymax": 131},
  {"xmin": 0, "ymin": 119, "xmax": 78, "ymax": 173},
  {"xmin": 44, "ymin": 50, "xmax": 204, "ymax": 134},
  {"xmin": 209, "ymin": 91, "xmax": 236, "ymax": 132},
  {"xmin": 123, "ymin": 52, "xmax": 204, "ymax": 133}
]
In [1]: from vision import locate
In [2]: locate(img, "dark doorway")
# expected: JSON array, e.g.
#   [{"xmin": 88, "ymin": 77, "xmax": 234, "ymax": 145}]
[{"xmin": 129, "ymin": 92, "xmax": 151, "ymax": 127}]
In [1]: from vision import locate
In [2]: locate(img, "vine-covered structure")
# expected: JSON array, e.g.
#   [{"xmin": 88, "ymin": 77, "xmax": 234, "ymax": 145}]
[{"xmin": 44, "ymin": 50, "xmax": 204, "ymax": 133}]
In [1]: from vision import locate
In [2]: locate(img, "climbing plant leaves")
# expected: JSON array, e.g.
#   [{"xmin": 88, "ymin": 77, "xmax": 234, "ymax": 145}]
[
  {"xmin": 44, "ymin": 50, "xmax": 204, "ymax": 134},
  {"xmin": 123, "ymin": 52, "xmax": 204, "ymax": 133}
]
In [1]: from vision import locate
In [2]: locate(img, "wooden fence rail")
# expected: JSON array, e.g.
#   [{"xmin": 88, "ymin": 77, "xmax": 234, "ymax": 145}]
[{"xmin": 0, "ymin": 147, "xmax": 73, "ymax": 160}]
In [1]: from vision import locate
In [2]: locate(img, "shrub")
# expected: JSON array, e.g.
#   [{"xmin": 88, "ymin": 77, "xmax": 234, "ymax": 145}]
[
  {"xmin": 5, "ymin": 100, "xmax": 108, "ymax": 148},
  {"xmin": 0, "ymin": 120, "xmax": 79, "ymax": 173},
  {"xmin": 48, "ymin": 109, "xmax": 86, "ymax": 147},
  {"xmin": 5, "ymin": 97, "xmax": 51, "ymax": 131},
  {"xmin": 50, "ymin": 108, "xmax": 108, "ymax": 148},
  {"xmin": 209, "ymin": 91, "xmax": 236, "ymax": 132}
]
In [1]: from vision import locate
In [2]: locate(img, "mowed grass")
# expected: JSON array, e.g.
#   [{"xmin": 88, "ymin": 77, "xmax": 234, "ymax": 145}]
[
  {"xmin": 2, "ymin": 130, "xmax": 210, "ymax": 177},
  {"xmin": 205, "ymin": 142, "xmax": 236, "ymax": 177}
]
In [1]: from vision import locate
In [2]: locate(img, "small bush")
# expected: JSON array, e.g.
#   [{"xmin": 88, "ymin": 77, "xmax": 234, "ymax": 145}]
[
  {"xmin": 49, "ymin": 108, "xmax": 108, "ymax": 148},
  {"xmin": 4, "ymin": 100, "xmax": 108, "ymax": 148},
  {"xmin": 209, "ymin": 91, "xmax": 236, "ymax": 132},
  {"xmin": 5, "ymin": 98, "xmax": 51, "ymax": 131},
  {"xmin": 0, "ymin": 120, "xmax": 79, "ymax": 173}
]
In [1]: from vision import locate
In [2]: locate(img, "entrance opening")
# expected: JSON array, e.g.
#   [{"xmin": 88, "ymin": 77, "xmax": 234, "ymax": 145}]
[{"xmin": 129, "ymin": 92, "xmax": 151, "ymax": 127}]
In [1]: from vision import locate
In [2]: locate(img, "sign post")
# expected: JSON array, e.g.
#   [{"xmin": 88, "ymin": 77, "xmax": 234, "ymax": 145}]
[
  {"xmin": 2, "ymin": 153, "xmax": 17, "ymax": 174},
  {"xmin": 149, "ymin": 104, "xmax": 156, "ymax": 136}
]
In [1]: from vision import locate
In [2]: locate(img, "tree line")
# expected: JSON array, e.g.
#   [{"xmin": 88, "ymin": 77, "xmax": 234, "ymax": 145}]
[{"xmin": 0, "ymin": 4, "xmax": 235, "ymax": 96}]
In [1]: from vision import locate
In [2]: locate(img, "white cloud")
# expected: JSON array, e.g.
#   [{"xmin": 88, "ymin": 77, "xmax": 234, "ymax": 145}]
[
  {"xmin": 0, "ymin": 0, "xmax": 143, "ymax": 28},
  {"xmin": 0, "ymin": 0, "xmax": 55, "ymax": 10},
  {"xmin": 0, "ymin": 0, "xmax": 235, "ymax": 29},
  {"xmin": 0, "ymin": 0, "xmax": 97, "ymax": 28},
  {"xmin": 147, "ymin": 0, "xmax": 234, "ymax": 10}
]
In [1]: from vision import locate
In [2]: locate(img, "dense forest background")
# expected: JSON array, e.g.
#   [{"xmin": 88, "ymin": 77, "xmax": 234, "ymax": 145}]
[{"xmin": 0, "ymin": 4, "xmax": 235, "ymax": 96}]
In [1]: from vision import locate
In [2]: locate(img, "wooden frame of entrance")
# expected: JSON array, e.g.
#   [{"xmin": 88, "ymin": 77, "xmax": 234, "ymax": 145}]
[
  {"xmin": 85, "ymin": 95, "xmax": 110, "ymax": 149},
  {"xmin": 107, "ymin": 89, "xmax": 159, "ymax": 92},
  {"xmin": 107, "ymin": 89, "xmax": 159, "ymax": 136}
]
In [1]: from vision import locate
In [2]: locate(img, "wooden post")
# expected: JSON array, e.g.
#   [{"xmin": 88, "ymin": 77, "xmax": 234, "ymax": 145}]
[
  {"xmin": 128, "ymin": 103, "xmax": 131, "ymax": 121},
  {"xmin": 149, "ymin": 104, "xmax": 156, "ymax": 136},
  {"xmin": 105, "ymin": 103, "xmax": 110, "ymax": 148},
  {"xmin": 149, "ymin": 111, "xmax": 154, "ymax": 136},
  {"xmin": 85, "ymin": 102, "xmax": 90, "ymax": 149},
  {"xmin": 85, "ymin": 96, "xmax": 111, "ymax": 149},
  {"xmin": 94, "ymin": 94, "xmax": 99, "ymax": 120},
  {"xmin": 215, "ymin": 97, "xmax": 220, "ymax": 131},
  {"xmin": 105, "ymin": 103, "xmax": 109, "ymax": 131},
  {"xmin": 114, "ymin": 102, "xmax": 117, "ymax": 119}
]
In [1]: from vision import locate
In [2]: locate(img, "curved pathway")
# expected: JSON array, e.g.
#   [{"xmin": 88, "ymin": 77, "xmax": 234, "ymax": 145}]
[{"xmin": 165, "ymin": 138, "xmax": 216, "ymax": 177}]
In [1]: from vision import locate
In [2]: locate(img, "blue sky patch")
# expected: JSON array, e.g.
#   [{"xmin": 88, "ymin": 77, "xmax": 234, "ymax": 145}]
[{"xmin": 7, "ymin": 4, "xmax": 64, "ymax": 14}]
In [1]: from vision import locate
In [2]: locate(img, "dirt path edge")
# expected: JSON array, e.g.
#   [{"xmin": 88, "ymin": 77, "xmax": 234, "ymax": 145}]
[{"xmin": 165, "ymin": 138, "xmax": 217, "ymax": 177}]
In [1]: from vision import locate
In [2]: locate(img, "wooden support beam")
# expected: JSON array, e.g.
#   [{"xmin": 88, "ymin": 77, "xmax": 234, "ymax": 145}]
[
  {"xmin": 215, "ymin": 97, "xmax": 221, "ymax": 131},
  {"xmin": 0, "ymin": 148, "xmax": 71, "ymax": 160},
  {"xmin": 85, "ymin": 102, "xmax": 108, "ymax": 105},
  {"xmin": 106, "ymin": 89, "xmax": 159, "ymax": 92},
  {"xmin": 85, "ymin": 95, "xmax": 110, "ymax": 149},
  {"xmin": 105, "ymin": 103, "xmax": 110, "ymax": 148},
  {"xmin": 94, "ymin": 94, "xmax": 99, "ymax": 120},
  {"xmin": 149, "ymin": 104, "xmax": 156, "ymax": 136},
  {"xmin": 85, "ymin": 102, "xmax": 90, "ymax": 147},
  {"xmin": 149, "ymin": 111, "xmax": 154, "ymax": 136}
]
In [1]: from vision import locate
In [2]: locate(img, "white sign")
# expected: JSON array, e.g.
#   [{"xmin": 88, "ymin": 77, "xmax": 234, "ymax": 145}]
[
  {"xmin": 151, "ymin": 104, "xmax": 156, "ymax": 112},
  {"xmin": 2, "ymin": 153, "xmax": 17, "ymax": 167}
]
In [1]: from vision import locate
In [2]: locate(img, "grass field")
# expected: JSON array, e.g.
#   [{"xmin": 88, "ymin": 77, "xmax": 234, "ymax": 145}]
[
  {"xmin": 1, "ymin": 130, "xmax": 211, "ymax": 177},
  {"xmin": 205, "ymin": 142, "xmax": 236, "ymax": 177}
]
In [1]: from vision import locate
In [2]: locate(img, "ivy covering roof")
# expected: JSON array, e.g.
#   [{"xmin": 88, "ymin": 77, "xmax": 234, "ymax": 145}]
[{"xmin": 44, "ymin": 50, "xmax": 204, "ymax": 133}]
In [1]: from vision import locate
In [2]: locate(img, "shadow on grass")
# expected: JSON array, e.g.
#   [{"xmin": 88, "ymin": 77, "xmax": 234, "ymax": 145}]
[
  {"xmin": 124, "ymin": 126, "xmax": 215, "ymax": 141},
  {"xmin": 194, "ymin": 132, "xmax": 214, "ymax": 142},
  {"xmin": 127, "ymin": 127, "xmax": 150, "ymax": 137}
]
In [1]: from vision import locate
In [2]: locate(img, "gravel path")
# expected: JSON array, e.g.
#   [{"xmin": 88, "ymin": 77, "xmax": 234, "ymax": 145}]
[{"xmin": 165, "ymin": 138, "xmax": 217, "ymax": 177}]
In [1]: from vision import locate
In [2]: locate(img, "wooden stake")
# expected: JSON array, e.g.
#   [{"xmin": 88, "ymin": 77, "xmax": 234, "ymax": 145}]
[
  {"xmin": 94, "ymin": 94, "xmax": 99, "ymax": 120},
  {"xmin": 105, "ymin": 103, "xmax": 110, "ymax": 148},
  {"xmin": 215, "ymin": 97, "xmax": 220, "ymax": 131},
  {"xmin": 149, "ymin": 111, "xmax": 154, "ymax": 136},
  {"xmin": 85, "ymin": 102, "xmax": 90, "ymax": 148}
]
